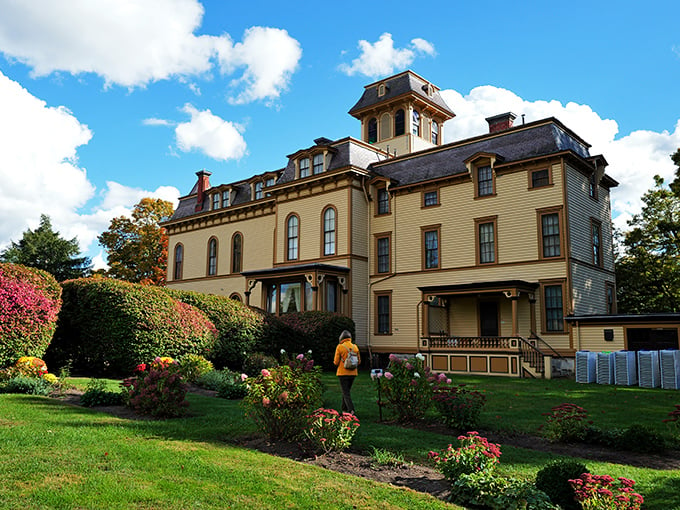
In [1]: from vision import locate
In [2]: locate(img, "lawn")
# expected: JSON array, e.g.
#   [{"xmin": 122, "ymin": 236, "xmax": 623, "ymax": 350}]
[{"xmin": 0, "ymin": 372, "xmax": 679, "ymax": 509}]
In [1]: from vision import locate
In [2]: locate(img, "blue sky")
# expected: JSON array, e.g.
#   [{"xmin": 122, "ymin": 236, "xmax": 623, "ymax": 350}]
[{"xmin": 0, "ymin": 0, "xmax": 679, "ymax": 268}]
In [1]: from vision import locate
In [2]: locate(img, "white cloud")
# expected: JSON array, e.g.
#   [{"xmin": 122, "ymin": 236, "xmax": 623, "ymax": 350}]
[
  {"xmin": 175, "ymin": 104, "xmax": 247, "ymax": 161},
  {"xmin": 143, "ymin": 117, "xmax": 174, "ymax": 127},
  {"xmin": 339, "ymin": 33, "xmax": 436, "ymax": 78},
  {"xmin": 0, "ymin": 0, "xmax": 301, "ymax": 103},
  {"xmin": 439, "ymin": 86, "xmax": 680, "ymax": 233},
  {"xmin": 0, "ymin": 70, "xmax": 180, "ymax": 262}
]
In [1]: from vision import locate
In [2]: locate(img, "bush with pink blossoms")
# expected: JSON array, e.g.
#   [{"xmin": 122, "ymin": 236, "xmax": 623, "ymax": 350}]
[
  {"xmin": 0, "ymin": 263, "xmax": 61, "ymax": 368},
  {"xmin": 569, "ymin": 473, "xmax": 644, "ymax": 510},
  {"xmin": 305, "ymin": 408, "xmax": 360, "ymax": 453},
  {"xmin": 122, "ymin": 357, "xmax": 189, "ymax": 418},
  {"xmin": 380, "ymin": 353, "xmax": 434, "ymax": 422},
  {"xmin": 432, "ymin": 382, "xmax": 486, "ymax": 430},
  {"xmin": 428, "ymin": 431, "xmax": 502, "ymax": 482}
]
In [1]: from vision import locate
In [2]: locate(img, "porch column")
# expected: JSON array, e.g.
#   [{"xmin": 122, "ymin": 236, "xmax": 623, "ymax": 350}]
[
  {"xmin": 529, "ymin": 294, "xmax": 537, "ymax": 335},
  {"xmin": 511, "ymin": 295, "xmax": 519, "ymax": 336}
]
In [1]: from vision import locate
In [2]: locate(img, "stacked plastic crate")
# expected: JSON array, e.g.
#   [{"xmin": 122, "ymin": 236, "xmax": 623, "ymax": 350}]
[
  {"xmin": 637, "ymin": 350, "xmax": 661, "ymax": 388},
  {"xmin": 575, "ymin": 351, "xmax": 597, "ymax": 383},
  {"xmin": 613, "ymin": 351, "xmax": 637, "ymax": 386},
  {"xmin": 660, "ymin": 350, "xmax": 680, "ymax": 389},
  {"xmin": 596, "ymin": 352, "xmax": 614, "ymax": 384}
]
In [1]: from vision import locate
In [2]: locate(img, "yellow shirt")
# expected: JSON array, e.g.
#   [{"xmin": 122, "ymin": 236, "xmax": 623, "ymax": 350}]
[{"xmin": 334, "ymin": 339, "xmax": 360, "ymax": 376}]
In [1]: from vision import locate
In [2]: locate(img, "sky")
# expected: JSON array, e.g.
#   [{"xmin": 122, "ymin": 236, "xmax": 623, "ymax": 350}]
[{"xmin": 0, "ymin": 0, "xmax": 679, "ymax": 269}]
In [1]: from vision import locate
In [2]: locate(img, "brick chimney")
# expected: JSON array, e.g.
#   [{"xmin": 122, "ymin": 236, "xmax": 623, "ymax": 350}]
[
  {"xmin": 195, "ymin": 170, "xmax": 212, "ymax": 212},
  {"xmin": 485, "ymin": 112, "xmax": 517, "ymax": 133}
]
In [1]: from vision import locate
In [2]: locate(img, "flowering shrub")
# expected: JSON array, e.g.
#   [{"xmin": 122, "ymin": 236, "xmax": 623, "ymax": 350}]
[
  {"xmin": 177, "ymin": 353, "xmax": 214, "ymax": 383},
  {"xmin": 242, "ymin": 354, "xmax": 323, "ymax": 440},
  {"xmin": 569, "ymin": 474, "xmax": 644, "ymax": 510},
  {"xmin": 242, "ymin": 352, "xmax": 278, "ymax": 376},
  {"xmin": 432, "ymin": 382, "xmax": 486, "ymax": 430},
  {"xmin": 122, "ymin": 357, "xmax": 189, "ymax": 418},
  {"xmin": 663, "ymin": 403, "xmax": 680, "ymax": 433},
  {"xmin": 540, "ymin": 403, "xmax": 590, "ymax": 443},
  {"xmin": 428, "ymin": 431, "xmax": 501, "ymax": 482},
  {"xmin": 305, "ymin": 408, "xmax": 360, "ymax": 453},
  {"xmin": 13, "ymin": 356, "xmax": 48, "ymax": 378},
  {"xmin": 0, "ymin": 263, "xmax": 61, "ymax": 368},
  {"xmin": 381, "ymin": 353, "xmax": 434, "ymax": 422}
]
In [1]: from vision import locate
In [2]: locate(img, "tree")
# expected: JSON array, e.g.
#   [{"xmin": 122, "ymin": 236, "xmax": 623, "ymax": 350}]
[
  {"xmin": 616, "ymin": 174, "xmax": 680, "ymax": 313},
  {"xmin": 670, "ymin": 148, "xmax": 680, "ymax": 196},
  {"xmin": 0, "ymin": 215, "xmax": 92, "ymax": 281},
  {"xmin": 98, "ymin": 198, "xmax": 174, "ymax": 285}
]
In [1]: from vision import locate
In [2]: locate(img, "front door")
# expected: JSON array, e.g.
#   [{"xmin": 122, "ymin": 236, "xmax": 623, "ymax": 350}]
[{"xmin": 479, "ymin": 301, "xmax": 499, "ymax": 337}]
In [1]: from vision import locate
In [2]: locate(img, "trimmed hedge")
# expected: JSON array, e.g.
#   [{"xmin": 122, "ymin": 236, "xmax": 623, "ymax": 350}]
[
  {"xmin": 0, "ymin": 263, "xmax": 62, "ymax": 368},
  {"xmin": 260, "ymin": 311, "xmax": 355, "ymax": 370},
  {"xmin": 165, "ymin": 289, "xmax": 264, "ymax": 370},
  {"xmin": 48, "ymin": 278, "xmax": 217, "ymax": 375}
]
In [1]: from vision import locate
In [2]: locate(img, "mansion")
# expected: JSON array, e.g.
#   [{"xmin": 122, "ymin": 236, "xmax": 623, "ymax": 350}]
[{"xmin": 164, "ymin": 70, "xmax": 628, "ymax": 378}]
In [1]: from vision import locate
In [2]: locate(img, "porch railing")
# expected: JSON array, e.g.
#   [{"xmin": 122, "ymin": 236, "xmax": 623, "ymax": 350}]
[
  {"xmin": 426, "ymin": 336, "xmax": 515, "ymax": 350},
  {"xmin": 517, "ymin": 336, "xmax": 545, "ymax": 374}
]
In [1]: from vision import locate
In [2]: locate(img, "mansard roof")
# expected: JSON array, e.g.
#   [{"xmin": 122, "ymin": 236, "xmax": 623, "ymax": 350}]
[{"xmin": 348, "ymin": 70, "xmax": 454, "ymax": 118}]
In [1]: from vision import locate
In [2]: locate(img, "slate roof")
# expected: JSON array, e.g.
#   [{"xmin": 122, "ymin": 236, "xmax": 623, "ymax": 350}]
[
  {"xmin": 370, "ymin": 119, "xmax": 593, "ymax": 187},
  {"xmin": 348, "ymin": 70, "xmax": 454, "ymax": 118}
]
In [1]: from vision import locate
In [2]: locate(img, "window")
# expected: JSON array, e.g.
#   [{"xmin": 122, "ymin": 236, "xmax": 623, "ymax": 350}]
[
  {"xmin": 592, "ymin": 219, "xmax": 602, "ymax": 266},
  {"xmin": 423, "ymin": 190, "xmax": 438, "ymax": 207},
  {"xmin": 325, "ymin": 279, "xmax": 338, "ymax": 312},
  {"xmin": 394, "ymin": 109, "xmax": 405, "ymax": 136},
  {"xmin": 376, "ymin": 235, "xmax": 390, "ymax": 273},
  {"xmin": 589, "ymin": 173, "xmax": 598, "ymax": 199},
  {"xmin": 222, "ymin": 190, "xmax": 230, "ymax": 208},
  {"xmin": 173, "ymin": 244, "xmax": 183, "ymax": 280},
  {"xmin": 531, "ymin": 169, "xmax": 550, "ymax": 188},
  {"xmin": 229, "ymin": 293, "xmax": 242, "ymax": 302},
  {"xmin": 606, "ymin": 283, "xmax": 616, "ymax": 314},
  {"xmin": 323, "ymin": 207, "xmax": 336, "ymax": 256},
  {"xmin": 380, "ymin": 113, "xmax": 391, "ymax": 140},
  {"xmin": 254, "ymin": 181, "xmax": 263, "ymax": 200},
  {"xmin": 544, "ymin": 284, "xmax": 564, "ymax": 332},
  {"xmin": 313, "ymin": 153, "xmax": 324, "ymax": 174},
  {"xmin": 299, "ymin": 157, "xmax": 310, "ymax": 178},
  {"xmin": 376, "ymin": 292, "xmax": 391, "ymax": 334},
  {"xmin": 377, "ymin": 187, "xmax": 389, "ymax": 215},
  {"xmin": 378, "ymin": 83, "xmax": 385, "ymax": 96},
  {"xmin": 265, "ymin": 177, "xmax": 275, "ymax": 187},
  {"xmin": 231, "ymin": 233, "xmax": 242, "ymax": 273},
  {"xmin": 280, "ymin": 282, "xmax": 302, "ymax": 313},
  {"xmin": 207, "ymin": 238, "xmax": 217, "ymax": 276},
  {"xmin": 431, "ymin": 120, "xmax": 439, "ymax": 144},
  {"xmin": 540, "ymin": 211, "xmax": 561, "ymax": 258},
  {"xmin": 368, "ymin": 118, "xmax": 378, "ymax": 144},
  {"xmin": 423, "ymin": 227, "xmax": 440, "ymax": 269},
  {"xmin": 411, "ymin": 110, "xmax": 420, "ymax": 136},
  {"xmin": 477, "ymin": 219, "xmax": 496, "ymax": 264},
  {"xmin": 287, "ymin": 215, "xmax": 299, "ymax": 261},
  {"xmin": 477, "ymin": 165, "xmax": 494, "ymax": 197},
  {"xmin": 267, "ymin": 284, "xmax": 278, "ymax": 313},
  {"xmin": 212, "ymin": 193, "xmax": 219, "ymax": 210}
]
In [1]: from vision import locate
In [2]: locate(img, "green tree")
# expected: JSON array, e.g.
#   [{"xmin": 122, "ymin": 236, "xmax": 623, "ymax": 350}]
[
  {"xmin": 0, "ymin": 215, "xmax": 91, "ymax": 281},
  {"xmin": 669, "ymin": 148, "xmax": 680, "ymax": 196},
  {"xmin": 616, "ymin": 175, "xmax": 680, "ymax": 313},
  {"xmin": 98, "ymin": 197, "xmax": 174, "ymax": 285}
]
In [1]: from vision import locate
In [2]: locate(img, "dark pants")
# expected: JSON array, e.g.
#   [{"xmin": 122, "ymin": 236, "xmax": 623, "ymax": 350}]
[{"xmin": 338, "ymin": 375, "xmax": 356, "ymax": 413}]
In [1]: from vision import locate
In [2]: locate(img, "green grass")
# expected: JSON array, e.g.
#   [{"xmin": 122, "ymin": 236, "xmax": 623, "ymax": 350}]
[{"xmin": 1, "ymin": 372, "xmax": 679, "ymax": 509}]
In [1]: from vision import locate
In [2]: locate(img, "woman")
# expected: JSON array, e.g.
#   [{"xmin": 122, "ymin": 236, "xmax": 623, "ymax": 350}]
[{"xmin": 333, "ymin": 329, "xmax": 360, "ymax": 414}]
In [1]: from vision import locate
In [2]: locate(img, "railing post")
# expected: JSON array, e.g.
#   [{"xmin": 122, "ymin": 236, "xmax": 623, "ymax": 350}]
[{"xmin": 543, "ymin": 356, "xmax": 552, "ymax": 379}]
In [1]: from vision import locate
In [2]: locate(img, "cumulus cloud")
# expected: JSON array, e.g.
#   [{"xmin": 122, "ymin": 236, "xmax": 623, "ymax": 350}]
[
  {"xmin": 175, "ymin": 104, "xmax": 247, "ymax": 161},
  {"xmin": 0, "ymin": 70, "xmax": 179, "ymax": 263},
  {"xmin": 339, "ymin": 33, "xmax": 436, "ymax": 78},
  {"xmin": 439, "ymin": 86, "xmax": 680, "ymax": 232},
  {"xmin": 0, "ymin": 0, "xmax": 301, "ymax": 103}
]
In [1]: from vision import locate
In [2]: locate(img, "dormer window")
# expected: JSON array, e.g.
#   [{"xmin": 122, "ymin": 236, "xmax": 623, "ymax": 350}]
[
  {"xmin": 368, "ymin": 118, "xmax": 378, "ymax": 144},
  {"xmin": 300, "ymin": 157, "xmax": 310, "ymax": 178},
  {"xmin": 312, "ymin": 153, "xmax": 323, "ymax": 174},
  {"xmin": 431, "ymin": 121, "xmax": 439, "ymax": 145},
  {"xmin": 378, "ymin": 83, "xmax": 385, "ymax": 96},
  {"xmin": 477, "ymin": 165, "xmax": 494, "ymax": 197},
  {"xmin": 265, "ymin": 177, "xmax": 275, "ymax": 187},
  {"xmin": 221, "ymin": 190, "xmax": 230, "ymax": 208},
  {"xmin": 212, "ymin": 193, "xmax": 219, "ymax": 210},
  {"xmin": 411, "ymin": 110, "xmax": 420, "ymax": 136},
  {"xmin": 254, "ymin": 181, "xmax": 263, "ymax": 200}
]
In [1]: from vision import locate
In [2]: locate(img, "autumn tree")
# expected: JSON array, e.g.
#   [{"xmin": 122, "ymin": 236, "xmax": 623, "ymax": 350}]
[
  {"xmin": 98, "ymin": 198, "xmax": 174, "ymax": 285},
  {"xmin": 0, "ymin": 214, "xmax": 92, "ymax": 281}
]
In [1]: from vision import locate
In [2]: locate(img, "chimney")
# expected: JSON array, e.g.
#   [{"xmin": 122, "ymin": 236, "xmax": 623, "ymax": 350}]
[
  {"xmin": 195, "ymin": 170, "xmax": 212, "ymax": 212},
  {"xmin": 485, "ymin": 112, "xmax": 517, "ymax": 134}
]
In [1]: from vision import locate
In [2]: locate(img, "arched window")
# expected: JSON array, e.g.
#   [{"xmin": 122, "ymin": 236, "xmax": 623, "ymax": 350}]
[
  {"xmin": 411, "ymin": 110, "xmax": 420, "ymax": 136},
  {"xmin": 229, "ymin": 293, "xmax": 242, "ymax": 302},
  {"xmin": 231, "ymin": 233, "xmax": 242, "ymax": 273},
  {"xmin": 431, "ymin": 120, "xmax": 439, "ymax": 144},
  {"xmin": 380, "ymin": 113, "xmax": 391, "ymax": 140},
  {"xmin": 173, "ymin": 244, "xmax": 183, "ymax": 280},
  {"xmin": 287, "ymin": 215, "xmax": 299, "ymax": 260},
  {"xmin": 367, "ymin": 118, "xmax": 377, "ymax": 144},
  {"xmin": 394, "ymin": 109, "xmax": 405, "ymax": 136},
  {"xmin": 207, "ymin": 238, "xmax": 217, "ymax": 276},
  {"xmin": 323, "ymin": 207, "xmax": 336, "ymax": 256}
]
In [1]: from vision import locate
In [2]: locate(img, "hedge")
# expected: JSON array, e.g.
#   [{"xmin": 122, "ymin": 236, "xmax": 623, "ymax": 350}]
[
  {"xmin": 48, "ymin": 278, "xmax": 217, "ymax": 375},
  {"xmin": 165, "ymin": 289, "xmax": 264, "ymax": 370},
  {"xmin": 0, "ymin": 263, "xmax": 62, "ymax": 368}
]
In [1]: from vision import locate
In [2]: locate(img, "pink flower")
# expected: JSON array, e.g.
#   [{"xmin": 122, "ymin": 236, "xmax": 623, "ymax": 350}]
[
  {"xmin": 296, "ymin": 353, "xmax": 304, "ymax": 360},
  {"xmin": 384, "ymin": 371, "xmax": 393, "ymax": 380},
  {"xmin": 261, "ymin": 369, "xmax": 271, "ymax": 377},
  {"xmin": 240, "ymin": 373, "xmax": 248, "ymax": 381},
  {"xmin": 262, "ymin": 397, "xmax": 270, "ymax": 406}
]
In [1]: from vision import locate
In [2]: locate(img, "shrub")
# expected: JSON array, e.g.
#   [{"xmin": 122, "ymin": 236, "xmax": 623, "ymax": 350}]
[
  {"xmin": 242, "ymin": 356, "xmax": 323, "ymax": 440},
  {"xmin": 13, "ymin": 356, "xmax": 48, "ymax": 378},
  {"xmin": 122, "ymin": 357, "xmax": 189, "ymax": 418},
  {"xmin": 0, "ymin": 263, "xmax": 62, "ymax": 368},
  {"xmin": 618, "ymin": 423, "xmax": 668, "ymax": 454},
  {"xmin": 536, "ymin": 459, "xmax": 589, "ymax": 510},
  {"xmin": 432, "ymin": 382, "xmax": 486, "ymax": 430},
  {"xmin": 49, "ymin": 278, "xmax": 217, "ymax": 375},
  {"xmin": 305, "ymin": 408, "xmax": 360, "ymax": 453},
  {"xmin": 166, "ymin": 289, "xmax": 264, "ymax": 370},
  {"xmin": 0, "ymin": 376, "xmax": 53, "ymax": 395},
  {"xmin": 177, "ymin": 353, "xmax": 214, "ymax": 383},
  {"xmin": 569, "ymin": 473, "xmax": 644, "ymax": 510},
  {"xmin": 663, "ymin": 403, "xmax": 680, "ymax": 435},
  {"xmin": 242, "ymin": 352, "xmax": 278, "ymax": 376},
  {"xmin": 381, "ymin": 353, "xmax": 433, "ymax": 422},
  {"xmin": 80, "ymin": 378, "xmax": 124, "ymax": 407},
  {"xmin": 539, "ymin": 403, "xmax": 590, "ymax": 443},
  {"xmin": 428, "ymin": 432, "xmax": 502, "ymax": 482},
  {"xmin": 451, "ymin": 471, "xmax": 557, "ymax": 510}
]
